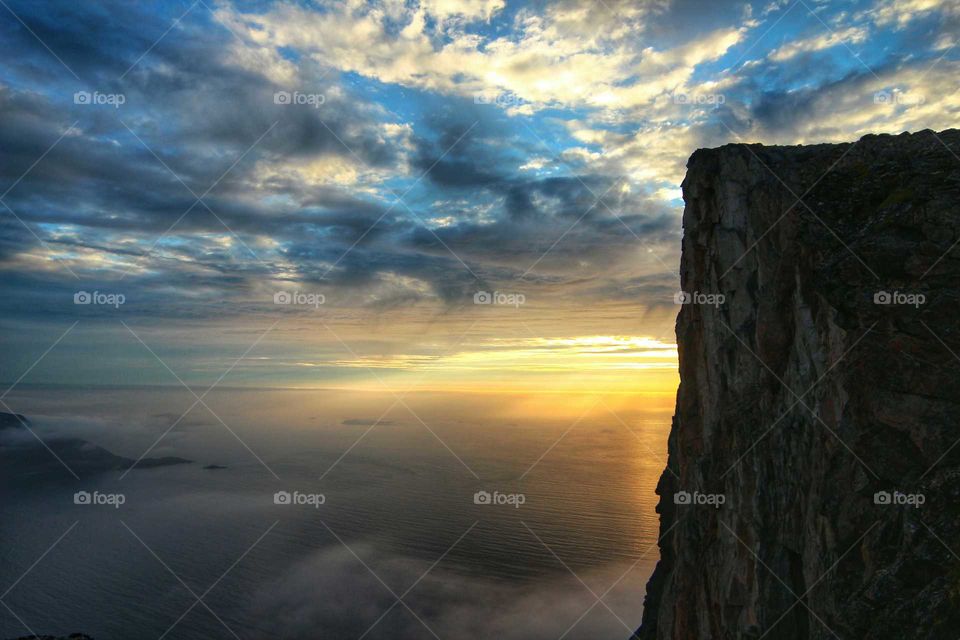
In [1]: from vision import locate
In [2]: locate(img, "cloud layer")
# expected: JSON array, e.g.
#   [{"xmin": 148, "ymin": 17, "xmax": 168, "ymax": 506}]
[{"xmin": 0, "ymin": 0, "xmax": 957, "ymax": 387}]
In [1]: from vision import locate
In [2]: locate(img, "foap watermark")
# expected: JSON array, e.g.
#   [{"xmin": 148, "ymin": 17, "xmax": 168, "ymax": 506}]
[
  {"xmin": 74, "ymin": 91, "xmax": 126, "ymax": 108},
  {"xmin": 873, "ymin": 90, "xmax": 925, "ymax": 106},
  {"xmin": 674, "ymin": 290, "xmax": 725, "ymax": 307},
  {"xmin": 473, "ymin": 290, "xmax": 526, "ymax": 308},
  {"xmin": 674, "ymin": 490, "xmax": 726, "ymax": 509},
  {"xmin": 474, "ymin": 490, "xmax": 526, "ymax": 508},
  {"xmin": 274, "ymin": 91, "xmax": 325, "ymax": 108},
  {"xmin": 73, "ymin": 91, "xmax": 127, "ymax": 109},
  {"xmin": 874, "ymin": 290, "xmax": 925, "ymax": 308},
  {"xmin": 672, "ymin": 92, "xmax": 725, "ymax": 106},
  {"xmin": 874, "ymin": 490, "xmax": 925, "ymax": 508},
  {"xmin": 274, "ymin": 290, "xmax": 325, "ymax": 308},
  {"xmin": 273, "ymin": 490, "xmax": 325, "ymax": 508},
  {"xmin": 74, "ymin": 490, "xmax": 126, "ymax": 509},
  {"xmin": 74, "ymin": 290, "xmax": 125, "ymax": 308},
  {"xmin": 474, "ymin": 92, "xmax": 525, "ymax": 109}
]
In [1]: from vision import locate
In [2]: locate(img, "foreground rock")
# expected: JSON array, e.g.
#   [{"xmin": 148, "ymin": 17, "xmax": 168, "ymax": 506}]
[
  {"xmin": 5, "ymin": 635, "xmax": 93, "ymax": 640},
  {"xmin": 638, "ymin": 130, "xmax": 960, "ymax": 639}
]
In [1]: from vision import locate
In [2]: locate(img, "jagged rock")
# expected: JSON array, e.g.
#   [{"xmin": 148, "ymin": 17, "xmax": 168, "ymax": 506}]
[{"xmin": 637, "ymin": 130, "xmax": 960, "ymax": 639}]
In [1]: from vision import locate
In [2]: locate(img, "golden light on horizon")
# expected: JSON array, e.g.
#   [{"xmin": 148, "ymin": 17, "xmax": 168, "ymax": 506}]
[{"xmin": 304, "ymin": 335, "xmax": 681, "ymax": 395}]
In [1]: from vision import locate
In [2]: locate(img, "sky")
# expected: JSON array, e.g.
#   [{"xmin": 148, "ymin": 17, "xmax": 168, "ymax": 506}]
[{"xmin": 0, "ymin": 0, "xmax": 958, "ymax": 393}]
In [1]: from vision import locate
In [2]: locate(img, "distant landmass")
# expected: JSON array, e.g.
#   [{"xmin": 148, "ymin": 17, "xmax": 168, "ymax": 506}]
[
  {"xmin": 0, "ymin": 412, "xmax": 191, "ymax": 479},
  {"xmin": 0, "ymin": 412, "xmax": 29, "ymax": 430}
]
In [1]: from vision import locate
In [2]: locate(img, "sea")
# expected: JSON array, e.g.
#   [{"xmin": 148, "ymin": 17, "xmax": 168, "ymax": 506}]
[{"xmin": 0, "ymin": 386, "xmax": 671, "ymax": 640}]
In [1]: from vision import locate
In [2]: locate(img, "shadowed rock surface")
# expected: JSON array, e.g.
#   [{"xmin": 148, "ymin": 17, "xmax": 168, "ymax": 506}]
[
  {"xmin": 637, "ymin": 130, "xmax": 960, "ymax": 639},
  {"xmin": 5, "ymin": 636, "xmax": 94, "ymax": 640}
]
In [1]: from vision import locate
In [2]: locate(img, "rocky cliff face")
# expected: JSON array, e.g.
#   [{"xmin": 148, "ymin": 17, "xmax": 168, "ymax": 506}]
[{"xmin": 637, "ymin": 130, "xmax": 960, "ymax": 639}]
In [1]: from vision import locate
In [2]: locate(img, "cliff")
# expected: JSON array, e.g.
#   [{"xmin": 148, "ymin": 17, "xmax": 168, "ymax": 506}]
[{"xmin": 637, "ymin": 130, "xmax": 960, "ymax": 639}]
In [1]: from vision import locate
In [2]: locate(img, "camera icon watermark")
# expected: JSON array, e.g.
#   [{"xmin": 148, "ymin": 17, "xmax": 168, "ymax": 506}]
[
  {"xmin": 873, "ymin": 90, "xmax": 925, "ymax": 106},
  {"xmin": 74, "ymin": 91, "xmax": 126, "ymax": 108},
  {"xmin": 74, "ymin": 490, "xmax": 126, "ymax": 508},
  {"xmin": 474, "ymin": 92, "xmax": 525, "ymax": 109},
  {"xmin": 674, "ymin": 290, "xmax": 724, "ymax": 307},
  {"xmin": 274, "ymin": 91, "xmax": 325, "ymax": 108},
  {"xmin": 473, "ymin": 290, "xmax": 526, "ymax": 308},
  {"xmin": 873, "ymin": 490, "xmax": 925, "ymax": 508},
  {"xmin": 873, "ymin": 290, "xmax": 925, "ymax": 308},
  {"xmin": 273, "ymin": 490, "xmax": 325, "ymax": 508},
  {"xmin": 473, "ymin": 490, "xmax": 525, "ymax": 508},
  {"xmin": 273, "ymin": 290, "xmax": 325, "ymax": 308},
  {"xmin": 673, "ymin": 490, "xmax": 725, "ymax": 509},
  {"xmin": 74, "ymin": 290, "xmax": 125, "ymax": 308},
  {"xmin": 672, "ymin": 92, "xmax": 725, "ymax": 106}
]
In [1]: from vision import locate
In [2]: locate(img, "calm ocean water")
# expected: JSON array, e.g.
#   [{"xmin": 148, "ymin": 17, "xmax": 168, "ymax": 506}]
[{"xmin": 0, "ymin": 387, "xmax": 671, "ymax": 640}]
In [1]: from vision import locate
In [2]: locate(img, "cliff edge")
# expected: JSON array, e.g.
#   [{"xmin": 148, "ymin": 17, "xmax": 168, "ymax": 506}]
[{"xmin": 637, "ymin": 129, "xmax": 960, "ymax": 639}]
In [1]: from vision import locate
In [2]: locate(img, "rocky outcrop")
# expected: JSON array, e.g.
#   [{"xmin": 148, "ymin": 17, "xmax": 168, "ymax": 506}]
[{"xmin": 637, "ymin": 130, "xmax": 960, "ymax": 639}]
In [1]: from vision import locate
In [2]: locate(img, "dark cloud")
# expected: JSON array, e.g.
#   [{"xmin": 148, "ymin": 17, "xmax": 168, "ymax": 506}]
[
  {"xmin": 0, "ymin": 0, "xmax": 683, "ymax": 333},
  {"xmin": 642, "ymin": 0, "xmax": 754, "ymax": 43}
]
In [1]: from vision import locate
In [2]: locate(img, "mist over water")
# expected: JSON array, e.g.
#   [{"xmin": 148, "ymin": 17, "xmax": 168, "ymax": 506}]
[{"xmin": 1, "ymin": 387, "xmax": 671, "ymax": 640}]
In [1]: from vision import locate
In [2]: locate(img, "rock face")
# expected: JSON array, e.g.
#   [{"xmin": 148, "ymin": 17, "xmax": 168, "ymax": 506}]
[
  {"xmin": 637, "ymin": 130, "xmax": 960, "ymax": 639},
  {"xmin": 5, "ymin": 635, "xmax": 94, "ymax": 640}
]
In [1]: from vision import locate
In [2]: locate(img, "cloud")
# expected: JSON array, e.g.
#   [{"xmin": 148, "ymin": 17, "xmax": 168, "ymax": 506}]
[
  {"xmin": 1, "ymin": 0, "xmax": 959, "ymax": 387},
  {"xmin": 420, "ymin": 0, "xmax": 506, "ymax": 21},
  {"xmin": 737, "ymin": 61, "xmax": 960, "ymax": 144},
  {"xmin": 250, "ymin": 540, "xmax": 647, "ymax": 640},
  {"xmin": 769, "ymin": 26, "xmax": 870, "ymax": 62},
  {"xmin": 866, "ymin": 0, "xmax": 960, "ymax": 28},
  {"xmin": 215, "ymin": 0, "xmax": 743, "ymax": 114},
  {"xmin": 0, "ymin": 0, "xmax": 683, "ymax": 334}
]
